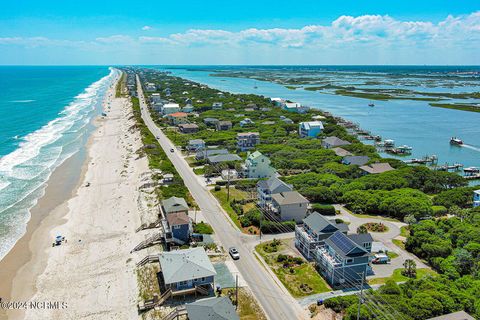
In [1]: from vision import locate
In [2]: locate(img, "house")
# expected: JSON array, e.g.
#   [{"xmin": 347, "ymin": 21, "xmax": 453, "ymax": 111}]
[
  {"xmin": 167, "ymin": 112, "xmax": 188, "ymax": 125},
  {"xmin": 221, "ymin": 169, "xmax": 238, "ymax": 180},
  {"xmin": 332, "ymin": 147, "xmax": 352, "ymax": 157},
  {"xmin": 162, "ymin": 196, "xmax": 189, "ymax": 215},
  {"xmin": 269, "ymin": 191, "xmax": 310, "ymax": 223},
  {"xmin": 162, "ymin": 103, "xmax": 181, "ymax": 115},
  {"xmin": 242, "ymin": 151, "xmax": 276, "ymax": 179},
  {"xmin": 203, "ymin": 118, "xmax": 219, "ymax": 126},
  {"xmin": 295, "ymin": 212, "xmax": 349, "ymax": 260},
  {"xmin": 182, "ymin": 104, "xmax": 194, "ymax": 113},
  {"xmin": 359, "ymin": 163, "xmax": 395, "ymax": 175},
  {"xmin": 188, "ymin": 139, "xmax": 205, "ymax": 151},
  {"xmin": 257, "ymin": 176, "xmax": 293, "ymax": 208},
  {"xmin": 216, "ymin": 120, "xmax": 232, "ymax": 131},
  {"xmin": 166, "ymin": 212, "xmax": 192, "ymax": 244},
  {"xmin": 162, "ymin": 173, "xmax": 174, "ymax": 184},
  {"xmin": 314, "ymin": 231, "xmax": 372, "ymax": 288},
  {"xmin": 239, "ymin": 118, "xmax": 254, "ymax": 127},
  {"xmin": 207, "ymin": 153, "xmax": 242, "ymax": 164},
  {"xmin": 312, "ymin": 115, "xmax": 326, "ymax": 121},
  {"xmin": 196, "ymin": 149, "xmax": 228, "ymax": 161},
  {"xmin": 322, "ymin": 136, "xmax": 351, "ymax": 149},
  {"xmin": 237, "ymin": 132, "xmax": 260, "ymax": 151},
  {"xmin": 282, "ymin": 118, "xmax": 294, "ymax": 124},
  {"xmin": 150, "ymin": 93, "xmax": 162, "ymax": 104},
  {"xmin": 178, "ymin": 123, "xmax": 199, "ymax": 134},
  {"xmin": 212, "ymin": 102, "xmax": 223, "ymax": 110},
  {"xmin": 473, "ymin": 189, "xmax": 480, "ymax": 208},
  {"xmin": 342, "ymin": 156, "xmax": 370, "ymax": 166},
  {"xmin": 426, "ymin": 311, "xmax": 475, "ymax": 320},
  {"xmin": 157, "ymin": 247, "xmax": 216, "ymax": 297},
  {"xmin": 283, "ymin": 102, "xmax": 309, "ymax": 114},
  {"xmin": 186, "ymin": 297, "xmax": 240, "ymax": 320},
  {"xmin": 271, "ymin": 97, "xmax": 286, "ymax": 107},
  {"xmin": 299, "ymin": 121, "xmax": 324, "ymax": 138},
  {"xmin": 145, "ymin": 82, "xmax": 156, "ymax": 92}
]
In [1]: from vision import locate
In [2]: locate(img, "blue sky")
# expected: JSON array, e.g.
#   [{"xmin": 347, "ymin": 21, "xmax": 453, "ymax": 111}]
[{"xmin": 1, "ymin": 0, "xmax": 479, "ymax": 65}]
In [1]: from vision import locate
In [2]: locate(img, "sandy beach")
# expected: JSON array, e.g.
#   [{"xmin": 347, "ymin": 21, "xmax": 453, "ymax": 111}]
[{"xmin": 0, "ymin": 73, "xmax": 148, "ymax": 320}]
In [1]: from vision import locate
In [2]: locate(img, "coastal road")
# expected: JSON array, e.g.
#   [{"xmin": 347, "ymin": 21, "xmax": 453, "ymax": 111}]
[{"xmin": 136, "ymin": 76, "xmax": 306, "ymax": 320}]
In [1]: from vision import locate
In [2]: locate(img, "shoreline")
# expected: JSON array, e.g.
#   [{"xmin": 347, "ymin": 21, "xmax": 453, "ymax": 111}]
[{"xmin": 0, "ymin": 70, "xmax": 147, "ymax": 319}]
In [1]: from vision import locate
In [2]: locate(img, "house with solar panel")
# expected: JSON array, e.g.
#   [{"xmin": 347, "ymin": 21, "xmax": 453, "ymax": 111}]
[
  {"xmin": 295, "ymin": 212, "xmax": 349, "ymax": 260},
  {"xmin": 314, "ymin": 231, "xmax": 373, "ymax": 288},
  {"xmin": 157, "ymin": 247, "xmax": 216, "ymax": 300}
]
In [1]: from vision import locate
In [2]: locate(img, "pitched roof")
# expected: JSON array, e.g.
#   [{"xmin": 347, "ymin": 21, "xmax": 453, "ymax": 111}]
[
  {"xmin": 207, "ymin": 154, "xmax": 242, "ymax": 163},
  {"xmin": 348, "ymin": 233, "xmax": 374, "ymax": 247},
  {"xmin": 272, "ymin": 191, "xmax": 309, "ymax": 206},
  {"xmin": 159, "ymin": 247, "xmax": 216, "ymax": 284},
  {"xmin": 247, "ymin": 150, "xmax": 263, "ymax": 160},
  {"xmin": 162, "ymin": 196, "xmax": 189, "ymax": 213},
  {"xmin": 178, "ymin": 123, "xmax": 199, "ymax": 128},
  {"xmin": 169, "ymin": 112, "xmax": 188, "ymax": 117},
  {"xmin": 189, "ymin": 139, "xmax": 205, "ymax": 145},
  {"xmin": 167, "ymin": 212, "xmax": 190, "ymax": 226},
  {"xmin": 186, "ymin": 297, "xmax": 240, "ymax": 320},
  {"xmin": 426, "ymin": 311, "xmax": 475, "ymax": 320},
  {"xmin": 332, "ymin": 147, "xmax": 353, "ymax": 157},
  {"xmin": 300, "ymin": 121, "xmax": 324, "ymax": 130},
  {"xmin": 325, "ymin": 231, "xmax": 368, "ymax": 258},
  {"xmin": 359, "ymin": 163, "xmax": 395, "ymax": 174},
  {"xmin": 322, "ymin": 136, "xmax": 351, "ymax": 147},
  {"xmin": 343, "ymin": 155, "xmax": 370, "ymax": 166},
  {"xmin": 237, "ymin": 132, "xmax": 259, "ymax": 137},
  {"xmin": 303, "ymin": 212, "xmax": 339, "ymax": 234},
  {"xmin": 257, "ymin": 176, "xmax": 293, "ymax": 194},
  {"xmin": 197, "ymin": 149, "xmax": 229, "ymax": 158}
]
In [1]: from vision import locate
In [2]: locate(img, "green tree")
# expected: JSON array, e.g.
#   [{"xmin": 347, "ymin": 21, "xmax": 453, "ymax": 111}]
[{"xmin": 403, "ymin": 259, "xmax": 417, "ymax": 278}]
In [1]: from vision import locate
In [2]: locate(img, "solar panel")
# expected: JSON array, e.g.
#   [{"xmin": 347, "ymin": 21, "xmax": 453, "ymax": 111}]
[{"xmin": 330, "ymin": 232, "xmax": 355, "ymax": 254}]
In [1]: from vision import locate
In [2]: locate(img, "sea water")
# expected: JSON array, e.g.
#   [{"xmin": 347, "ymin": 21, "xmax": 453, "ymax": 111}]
[{"xmin": 0, "ymin": 66, "xmax": 117, "ymax": 260}]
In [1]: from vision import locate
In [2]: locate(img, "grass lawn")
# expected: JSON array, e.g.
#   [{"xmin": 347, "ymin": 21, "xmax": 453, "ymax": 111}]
[
  {"xmin": 368, "ymin": 268, "xmax": 437, "ymax": 285},
  {"xmin": 211, "ymin": 187, "xmax": 250, "ymax": 229},
  {"xmin": 193, "ymin": 222, "xmax": 214, "ymax": 234},
  {"xmin": 392, "ymin": 239, "xmax": 406, "ymax": 250},
  {"xmin": 387, "ymin": 251, "xmax": 399, "ymax": 259},
  {"xmin": 352, "ymin": 213, "xmax": 400, "ymax": 223},
  {"xmin": 255, "ymin": 241, "xmax": 331, "ymax": 298},
  {"xmin": 400, "ymin": 226, "xmax": 410, "ymax": 237},
  {"xmin": 222, "ymin": 288, "xmax": 267, "ymax": 320},
  {"xmin": 193, "ymin": 167, "xmax": 205, "ymax": 175}
]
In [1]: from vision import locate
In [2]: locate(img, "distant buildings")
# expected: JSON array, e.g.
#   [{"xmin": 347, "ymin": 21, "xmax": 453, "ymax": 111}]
[
  {"xmin": 359, "ymin": 163, "xmax": 395, "ymax": 175},
  {"xmin": 239, "ymin": 118, "xmax": 255, "ymax": 127},
  {"xmin": 203, "ymin": 118, "xmax": 219, "ymax": 127},
  {"xmin": 145, "ymin": 82, "xmax": 156, "ymax": 92},
  {"xmin": 178, "ymin": 123, "xmax": 199, "ymax": 134},
  {"xmin": 216, "ymin": 120, "xmax": 232, "ymax": 131},
  {"xmin": 162, "ymin": 103, "xmax": 181, "ymax": 115},
  {"xmin": 182, "ymin": 104, "xmax": 194, "ymax": 113},
  {"xmin": 473, "ymin": 189, "xmax": 480, "ymax": 208},
  {"xmin": 186, "ymin": 297, "xmax": 240, "ymax": 320},
  {"xmin": 188, "ymin": 139, "xmax": 205, "ymax": 151},
  {"xmin": 271, "ymin": 97, "xmax": 286, "ymax": 107},
  {"xmin": 332, "ymin": 147, "xmax": 352, "ymax": 157},
  {"xmin": 212, "ymin": 102, "xmax": 223, "ymax": 110},
  {"xmin": 150, "ymin": 93, "xmax": 162, "ymax": 104},
  {"xmin": 283, "ymin": 102, "xmax": 309, "ymax": 113},
  {"xmin": 342, "ymin": 155, "xmax": 370, "ymax": 166},
  {"xmin": 322, "ymin": 136, "xmax": 351, "ymax": 149},
  {"xmin": 268, "ymin": 191, "xmax": 310, "ymax": 223},
  {"xmin": 242, "ymin": 151, "xmax": 276, "ymax": 179},
  {"xmin": 299, "ymin": 121, "xmax": 324, "ymax": 138},
  {"xmin": 257, "ymin": 176, "xmax": 293, "ymax": 208},
  {"xmin": 237, "ymin": 132, "xmax": 260, "ymax": 151}
]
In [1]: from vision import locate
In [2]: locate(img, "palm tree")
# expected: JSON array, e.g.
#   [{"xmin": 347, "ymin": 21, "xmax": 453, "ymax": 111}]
[{"xmin": 403, "ymin": 259, "xmax": 417, "ymax": 278}]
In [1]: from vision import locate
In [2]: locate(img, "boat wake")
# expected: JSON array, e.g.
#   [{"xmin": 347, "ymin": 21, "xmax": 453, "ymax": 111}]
[
  {"xmin": 460, "ymin": 144, "xmax": 480, "ymax": 152},
  {"xmin": 9, "ymin": 100, "xmax": 36, "ymax": 103}
]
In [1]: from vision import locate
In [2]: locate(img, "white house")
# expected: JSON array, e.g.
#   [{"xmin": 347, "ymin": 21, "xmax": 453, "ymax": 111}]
[
  {"xmin": 474, "ymin": 189, "xmax": 480, "ymax": 208},
  {"xmin": 299, "ymin": 121, "xmax": 324, "ymax": 138},
  {"xmin": 242, "ymin": 151, "xmax": 276, "ymax": 179},
  {"xmin": 162, "ymin": 103, "xmax": 181, "ymax": 115},
  {"xmin": 150, "ymin": 93, "xmax": 162, "ymax": 104},
  {"xmin": 212, "ymin": 102, "xmax": 223, "ymax": 110}
]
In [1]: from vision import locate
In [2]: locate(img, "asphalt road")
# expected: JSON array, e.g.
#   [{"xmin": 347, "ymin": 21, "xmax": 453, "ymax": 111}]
[{"xmin": 136, "ymin": 76, "xmax": 306, "ymax": 320}]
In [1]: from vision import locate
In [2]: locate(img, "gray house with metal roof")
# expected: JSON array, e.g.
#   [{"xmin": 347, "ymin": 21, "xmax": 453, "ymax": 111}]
[
  {"xmin": 268, "ymin": 191, "xmax": 309, "ymax": 223},
  {"xmin": 162, "ymin": 196, "xmax": 189, "ymax": 215},
  {"xmin": 186, "ymin": 297, "xmax": 239, "ymax": 320},
  {"xmin": 257, "ymin": 176, "xmax": 293, "ymax": 208},
  {"xmin": 158, "ymin": 247, "xmax": 216, "ymax": 296},
  {"xmin": 314, "ymin": 231, "xmax": 372, "ymax": 288},
  {"xmin": 295, "ymin": 212, "xmax": 349, "ymax": 260},
  {"xmin": 207, "ymin": 153, "xmax": 242, "ymax": 164},
  {"xmin": 342, "ymin": 155, "xmax": 370, "ymax": 166},
  {"xmin": 322, "ymin": 136, "xmax": 351, "ymax": 149}
]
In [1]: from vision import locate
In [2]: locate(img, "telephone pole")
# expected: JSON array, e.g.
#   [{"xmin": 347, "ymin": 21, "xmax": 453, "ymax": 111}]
[{"xmin": 357, "ymin": 271, "xmax": 365, "ymax": 320}]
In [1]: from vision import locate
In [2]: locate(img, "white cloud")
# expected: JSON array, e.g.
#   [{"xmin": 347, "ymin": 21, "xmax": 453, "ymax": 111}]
[{"xmin": 142, "ymin": 26, "xmax": 152, "ymax": 31}]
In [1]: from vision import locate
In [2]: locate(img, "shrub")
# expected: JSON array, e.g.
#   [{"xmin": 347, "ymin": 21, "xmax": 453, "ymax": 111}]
[
  {"xmin": 311, "ymin": 204, "xmax": 336, "ymax": 216},
  {"xmin": 431, "ymin": 205, "xmax": 448, "ymax": 216},
  {"xmin": 214, "ymin": 185, "xmax": 221, "ymax": 191}
]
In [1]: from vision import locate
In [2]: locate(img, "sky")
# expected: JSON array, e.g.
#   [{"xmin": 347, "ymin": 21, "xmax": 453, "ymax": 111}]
[{"xmin": 1, "ymin": 0, "xmax": 479, "ymax": 65}]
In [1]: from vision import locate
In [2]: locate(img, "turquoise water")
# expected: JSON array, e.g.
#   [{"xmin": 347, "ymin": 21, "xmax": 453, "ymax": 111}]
[
  {"xmin": 161, "ymin": 66, "xmax": 480, "ymax": 174},
  {"xmin": 0, "ymin": 66, "xmax": 116, "ymax": 259}
]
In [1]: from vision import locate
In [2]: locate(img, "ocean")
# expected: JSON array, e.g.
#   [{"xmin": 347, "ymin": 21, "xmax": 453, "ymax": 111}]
[{"xmin": 0, "ymin": 66, "xmax": 116, "ymax": 260}]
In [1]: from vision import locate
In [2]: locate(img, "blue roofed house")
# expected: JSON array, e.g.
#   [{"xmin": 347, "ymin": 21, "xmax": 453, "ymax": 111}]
[
  {"xmin": 242, "ymin": 151, "xmax": 276, "ymax": 179},
  {"xmin": 186, "ymin": 297, "xmax": 239, "ymax": 320},
  {"xmin": 257, "ymin": 176, "xmax": 293, "ymax": 208},
  {"xmin": 474, "ymin": 189, "xmax": 480, "ymax": 208},
  {"xmin": 166, "ymin": 212, "xmax": 192, "ymax": 244},
  {"xmin": 295, "ymin": 212, "xmax": 349, "ymax": 260},
  {"xmin": 299, "ymin": 121, "xmax": 324, "ymax": 138},
  {"xmin": 158, "ymin": 247, "xmax": 216, "ymax": 298},
  {"xmin": 315, "ymin": 231, "xmax": 373, "ymax": 288}
]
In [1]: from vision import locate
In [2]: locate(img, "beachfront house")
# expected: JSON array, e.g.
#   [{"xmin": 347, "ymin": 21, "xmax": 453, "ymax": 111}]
[
  {"xmin": 178, "ymin": 123, "xmax": 199, "ymax": 134},
  {"xmin": 162, "ymin": 196, "xmax": 189, "ymax": 216},
  {"xmin": 188, "ymin": 139, "xmax": 205, "ymax": 151},
  {"xmin": 196, "ymin": 148, "xmax": 228, "ymax": 161},
  {"xmin": 212, "ymin": 102, "xmax": 223, "ymax": 110},
  {"xmin": 166, "ymin": 212, "xmax": 192, "ymax": 244},
  {"xmin": 359, "ymin": 163, "xmax": 395, "ymax": 175},
  {"xmin": 474, "ymin": 190, "xmax": 480, "ymax": 208},
  {"xmin": 242, "ymin": 151, "xmax": 276, "ymax": 179},
  {"xmin": 157, "ymin": 247, "xmax": 216, "ymax": 298},
  {"xmin": 299, "ymin": 121, "xmax": 324, "ymax": 138},
  {"xmin": 257, "ymin": 176, "xmax": 293, "ymax": 208},
  {"xmin": 342, "ymin": 156, "xmax": 370, "ymax": 166},
  {"xmin": 271, "ymin": 97, "xmax": 286, "ymax": 107},
  {"xmin": 186, "ymin": 297, "xmax": 240, "ymax": 320},
  {"xmin": 206, "ymin": 153, "xmax": 242, "ymax": 165},
  {"xmin": 295, "ymin": 212, "xmax": 349, "ymax": 260},
  {"xmin": 239, "ymin": 118, "xmax": 255, "ymax": 127},
  {"xmin": 322, "ymin": 136, "xmax": 351, "ymax": 149},
  {"xmin": 167, "ymin": 112, "xmax": 188, "ymax": 125},
  {"xmin": 268, "ymin": 191, "xmax": 310, "ymax": 223},
  {"xmin": 203, "ymin": 118, "xmax": 219, "ymax": 127},
  {"xmin": 162, "ymin": 103, "xmax": 181, "ymax": 115},
  {"xmin": 314, "ymin": 231, "xmax": 373, "ymax": 288},
  {"xmin": 216, "ymin": 120, "xmax": 232, "ymax": 131},
  {"xmin": 237, "ymin": 132, "xmax": 260, "ymax": 151}
]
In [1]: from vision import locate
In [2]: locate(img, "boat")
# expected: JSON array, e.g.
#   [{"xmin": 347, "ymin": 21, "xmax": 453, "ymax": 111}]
[
  {"xmin": 383, "ymin": 139, "xmax": 395, "ymax": 147},
  {"xmin": 450, "ymin": 137, "xmax": 463, "ymax": 145},
  {"xmin": 368, "ymin": 102, "xmax": 375, "ymax": 107}
]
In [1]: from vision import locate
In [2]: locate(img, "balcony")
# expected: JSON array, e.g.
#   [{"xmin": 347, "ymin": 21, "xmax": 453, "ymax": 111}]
[
  {"xmin": 316, "ymin": 246, "xmax": 342, "ymax": 267},
  {"xmin": 295, "ymin": 225, "xmax": 316, "ymax": 244}
]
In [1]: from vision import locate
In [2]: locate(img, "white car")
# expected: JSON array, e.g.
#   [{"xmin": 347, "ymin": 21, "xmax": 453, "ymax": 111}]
[{"xmin": 229, "ymin": 247, "xmax": 240, "ymax": 260}]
